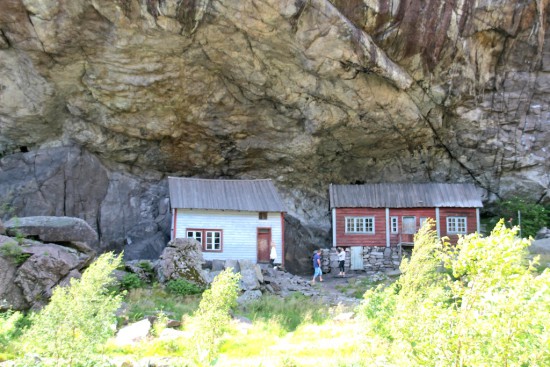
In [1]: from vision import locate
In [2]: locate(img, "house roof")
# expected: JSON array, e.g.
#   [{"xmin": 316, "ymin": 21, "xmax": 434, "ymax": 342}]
[
  {"xmin": 329, "ymin": 183, "xmax": 483, "ymax": 209},
  {"xmin": 168, "ymin": 177, "xmax": 286, "ymax": 212}
]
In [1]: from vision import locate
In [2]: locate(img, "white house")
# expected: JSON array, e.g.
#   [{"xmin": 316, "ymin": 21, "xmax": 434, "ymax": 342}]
[{"xmin": 168, "ymin": 177, "xmax": 286, "ymax": 265}]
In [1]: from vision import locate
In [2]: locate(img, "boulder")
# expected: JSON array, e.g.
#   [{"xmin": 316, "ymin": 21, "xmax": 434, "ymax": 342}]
[
  {"xmin": 237, "ymin": 290, "xmax": 262, "ymax": 305},
  {"xmin": 15, "ymin": 242, "xmax": 91, "ymax": 308},
  {"xmin": 5, "ymin": 216, "xmax": 98, "ymax": 246},
  {"xmin": 0, "ymin": 256, "xmax": 29, "ymax": 311},
  {"xmin": 530, "ymin": 238, "xmax": 550, "ymax": 255},
  {"xmin": 212, "ymin": 259, "xmax": 225, "ymax": 271},
  {"xmin": 238, "ymin": 260, "xmax": 261, "ymax": 291},
  {"xmin": 114, "ymin": 319, "xmax": 152, "ymax": 346},
  {"xmin": 158, "ymin": 238, "xmax": 207, "ymax": 287},
  {"xmin": 225, "ymin": 259, "xmax": 240, "ymax": 273},
  {"xmin": 0, "ymin": 219, "xmax": 5, "ymax": 235}
]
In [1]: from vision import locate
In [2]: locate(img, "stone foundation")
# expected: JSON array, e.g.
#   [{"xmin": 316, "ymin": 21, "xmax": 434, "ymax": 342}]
[{"xmin": 322, "ymin": 246, "xmax": 402, "ymax": 274}]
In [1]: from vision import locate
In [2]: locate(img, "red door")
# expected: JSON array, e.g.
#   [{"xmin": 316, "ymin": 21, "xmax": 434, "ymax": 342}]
[{"xmin": 257, "ymin": 228, "xmax": 271, "ymax": 263}]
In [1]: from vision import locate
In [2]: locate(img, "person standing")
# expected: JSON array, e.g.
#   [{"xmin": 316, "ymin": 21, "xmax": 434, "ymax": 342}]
[
  {"xmin": 337, "ymin": 247, "xmax": 346, "ymax": 277},
  {"xmin": 312, "ymin": 249, "xmax": 323, "ymax": 283},
  {"xmin": 270, "ymin": 242, "xmax": 277, "ymax": 268}
]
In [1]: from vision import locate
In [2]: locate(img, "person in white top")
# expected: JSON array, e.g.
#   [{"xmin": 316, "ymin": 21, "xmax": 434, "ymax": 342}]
[
  {"xmin": 337, "ymin": 247, "xmax": 346, "ymax": 277},
  {"xmin": 270, "ymin": 242, "xmax": 277, "ymax": 268}
]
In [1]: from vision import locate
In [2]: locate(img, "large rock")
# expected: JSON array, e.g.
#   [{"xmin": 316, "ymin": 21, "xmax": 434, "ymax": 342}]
[
  {"xmin": 530, "ymin": 238, "xmax": 550, "ymax": 255},
  {"xmin": 0, "ymin": 219, "xmax": 5, "ymax": 235},
  {"xmin": 5, "ymin": 216, "xmax": 98, "ymax": 246},
  {"xmin": 114, "ymin": 319, "xmax": 152, "ymax": 346},
  {"xmin": 15, "ymin": 242, "xmax": 91, "ymax": 308},
  {"xmin": 238, "ymin": 260, "xmax": 261, "ymax": 291},
  {"xmin": 0, "ymin": 254, "xmax": 29, "ymax": 311},
  {"xmin": 158, "ymin": 238, "xmax": 207, "ymax": 286}
]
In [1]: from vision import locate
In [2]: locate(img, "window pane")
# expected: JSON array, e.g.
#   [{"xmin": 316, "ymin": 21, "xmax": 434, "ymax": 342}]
[
  {"xmin": 356, "ymin": 218, "xmax": 364, "ymax": 232},
  {"xmin": 346, "ymin": 218, "xmax": 353, "ymax": 232},
  {"xmin": 365, "ymin": 218, "xmax": 373, "ymax": 232}
]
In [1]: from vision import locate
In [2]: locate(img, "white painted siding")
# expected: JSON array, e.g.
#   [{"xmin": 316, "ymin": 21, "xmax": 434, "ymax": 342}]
[{"xmin": 174, "ymin": 209, "xmax": 283, "ymax": 262}]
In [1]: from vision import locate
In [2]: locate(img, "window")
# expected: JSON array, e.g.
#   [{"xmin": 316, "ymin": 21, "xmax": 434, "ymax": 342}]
[
  {"xmin": 187, "ymin": 230, "xmax": 202, "ymax": 244},
  {"xmin": 259, "ymin": 212, "xmax": 268, "ymax": 220},
  {"xmin": 187, "ymin": 229, "xmax": 223, "ymax": 252},
  {"xmin": 345, "ymin": 217, "xmax": 375, "ymax": 233},
  {"xmin": 402, "ymin": 216, "xmax": 416, "ymax": 234},
  {"xmin": 447, "ymin": 217, "xmax": 467, "ymax": 234},
  {"xmin": 205, "ymin": 231, "xmax": 222, "ymax": 251},
  {"xmin": 391, "ymin": 216, "xmax": 398, "ymax": 234}
]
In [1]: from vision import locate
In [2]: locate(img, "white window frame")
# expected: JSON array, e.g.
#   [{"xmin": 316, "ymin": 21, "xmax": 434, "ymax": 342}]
[
  {"xmin": 205, "ymin": 231, "xmax": 222, "ymax": 251},
  {"xmin": 447, "ymin": 217, "xmax": 467, "ymax": 234},
  {"xmin": 345, "ymin": 217, "xmax": 375, "ymax": 234},
  {"xmin": 187, "ymin": 229, "xmax": 223, "ymax": 252},
  {"xmin": 187, "ymin": 230, "xmax": 202, "ymax": 244},
  {"xmin": 390, "ymin": 216, "xmax": 398, "ymax": 234}
]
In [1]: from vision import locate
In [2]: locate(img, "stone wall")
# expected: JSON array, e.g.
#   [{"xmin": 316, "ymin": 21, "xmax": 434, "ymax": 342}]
[{"xmin": 323, "ymin": 246, "xmax": 402, "ymax": 274}]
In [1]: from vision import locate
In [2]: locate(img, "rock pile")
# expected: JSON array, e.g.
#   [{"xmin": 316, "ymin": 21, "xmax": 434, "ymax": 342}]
[{"xmin": 0, "ymin": 216, "xmax": 98, "ymax": 311}]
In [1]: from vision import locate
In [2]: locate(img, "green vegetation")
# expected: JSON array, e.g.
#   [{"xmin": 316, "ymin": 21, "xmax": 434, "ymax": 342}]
[
  {"xmin": 2, "ymin": 221, "xmax": 549, "ymax": 366},
  {"xmin": 359, "ymin": 219, "xmax": 550, "ymax": 366},
  {"xmin": 119, "ymin": 285, "xmax": 201, "ymax": 323},
  {"xmin": 244, "ymin": 293, "xmax": 329, "ymax": 333},
  {"xmin": 188, "ymin": 268, "xmax": 241, "ymax": 365},
  {"xmin": 119, "ymin": 273, "xmax": 143, "ymax": 290},
  {"xmin": 165, "ymin": 278, "xmax": 204, "ymax": 296},
  {"xmin": 0, "ymin": 241, "xmax": 30, "ymax": 265},
  {"xmin": 17, "ymin": 252, "xmax": 123, "ymax": 366},
  {"xmin": 487, "ymin": 196, "xmax": 549, "ymax": 238}
]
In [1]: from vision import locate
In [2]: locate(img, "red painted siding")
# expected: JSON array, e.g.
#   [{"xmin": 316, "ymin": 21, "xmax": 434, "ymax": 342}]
[
  {"xmin": 440, "ymin": 208, "xmax": 477, "ymax": 244},
  {"xmin": 335, "ymin": 207, "xmax": 478, "ymax": 247}
]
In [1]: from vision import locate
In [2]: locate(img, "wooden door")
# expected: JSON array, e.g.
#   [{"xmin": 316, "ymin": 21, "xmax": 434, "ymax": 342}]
[
  {"xmin": 257, "ymin": 228, "xmax": 271, "ymax": 263},
  {"xmin": 350, "ymin": 247, "xmax": 364, "ymax": 270}
]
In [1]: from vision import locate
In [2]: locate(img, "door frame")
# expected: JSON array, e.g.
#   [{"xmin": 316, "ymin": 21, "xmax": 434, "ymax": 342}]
[{"xmin": 256, "ymin": 227, "xmax": 272, "ymax": 263}]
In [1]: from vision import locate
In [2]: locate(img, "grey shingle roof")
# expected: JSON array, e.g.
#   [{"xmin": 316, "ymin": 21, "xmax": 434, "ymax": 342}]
[
  {"xmin": 329, "ymin": 183, "xmax": 483, "ymax": 209},
  {"xmin": 168, "ymin": 177, "xmax": 286, "ymax": 212}
]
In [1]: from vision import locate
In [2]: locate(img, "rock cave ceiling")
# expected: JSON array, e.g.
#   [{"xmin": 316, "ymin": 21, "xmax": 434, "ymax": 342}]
[{"xmin": 0, "ymin": 0, "xmax": 549, "ymax": 229}]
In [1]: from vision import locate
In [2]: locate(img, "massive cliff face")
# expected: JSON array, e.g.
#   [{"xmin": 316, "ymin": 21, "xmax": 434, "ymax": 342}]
[{"xmin": 0, "ymin": 0, "xmax": 548, "ymax": 271}]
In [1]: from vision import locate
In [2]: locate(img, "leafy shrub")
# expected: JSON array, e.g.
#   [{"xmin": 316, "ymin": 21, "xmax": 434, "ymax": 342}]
[
  {"xmin": 120, "ymin": 273, "xmax": 142, "ymax": 290},
  {"xmin": 166, "ymin": 278, "xmax": 204, "ymax": 296},
  {"xmin": 137, "ymin": 261, "xmax": 154, "ymax": 274},
  {"xmin": 0, "ymin": 241, "xmax": 30, "ymax": 265},
  {"xmin": 189, "ymin": 268, "xmax": 241, "ymax": 364},
  {"xmin": 0, "ymin": 311, "xmax": 23, "ymax": 351},
  {"xmin": 18, "ymin": 252, "xmax": 124, "ymax": 366},
  {"xmin": 490, "ymin": 196, "xmax": 549, "ymax": 238},
  {"xmin": 359, "ymin": 219, "xmax": 550, "ymax": 366}
]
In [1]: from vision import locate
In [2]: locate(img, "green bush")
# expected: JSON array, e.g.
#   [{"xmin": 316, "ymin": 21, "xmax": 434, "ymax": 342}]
[
  {"xmin": 166, "ymin": 278, "xmax": 204, "ymax": 296},
  {"xmin": 358, "ymin": 219, "xmax": 550, "ymax": 366},
  {"xmin": 0, "ymin": 241, "xmax": 30, "ymax": 265},
  {"xmin": 0, "ymin": 311, "xmax": 23, "ymax": 351},
  {"xmin": 18, "ymin": 252, "xmax": 124, "ymax": 366},
  {"xmin": 490, "ymin": 197, "xmax": 549, "ymax": 238},
  {"xmin": 120, "ymin": 273, "xmax": 142, "ymax": 290},
  {"xmin": 189, "ymin": 268, "xmax": 241, "ymax": 364}
]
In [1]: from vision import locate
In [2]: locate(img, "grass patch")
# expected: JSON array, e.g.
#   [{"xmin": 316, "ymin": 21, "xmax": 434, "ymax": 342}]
[
  {"xmin": 120, "ymin": 284, "xmax": 201, "ymax": 324},
  {"xmin": 335, "ymin": 276, "xmax": 397, "ymax": 299},
  {"xmin": 243, "ymin": 293, "xmax": 329, "ymax": 333}
]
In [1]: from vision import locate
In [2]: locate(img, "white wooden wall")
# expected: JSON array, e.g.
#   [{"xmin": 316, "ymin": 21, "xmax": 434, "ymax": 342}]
[{"xmin": 174, "ymin": 209, "xmax": 283, "ymax": 262}]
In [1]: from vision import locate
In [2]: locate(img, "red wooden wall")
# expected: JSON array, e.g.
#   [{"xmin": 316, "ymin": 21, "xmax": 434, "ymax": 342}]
[{"xmin": 334, "ymin": 207, "xmax": 478, "ymax": 247}]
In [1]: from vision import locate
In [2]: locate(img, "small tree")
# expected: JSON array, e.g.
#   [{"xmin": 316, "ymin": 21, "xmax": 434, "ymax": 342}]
[
  {"xmin": 18, "ymin": 252, "xmax": 123, "ymax": 366},
  {"xmin": 359, "ymin": 220, "xmax": 550, "ymax": 366},
  {"xmin": 188, "ymin": 268, "xmax": 241, "ymax": 365},
  {"xmin": 492, "ymin": 197, "xmax": 549, "ymax": 238}
]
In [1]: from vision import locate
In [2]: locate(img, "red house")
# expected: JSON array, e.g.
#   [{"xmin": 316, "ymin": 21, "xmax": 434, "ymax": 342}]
[{"xmin": 329, "ymin": 183, "xmax": 483, "ymax": 249}]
